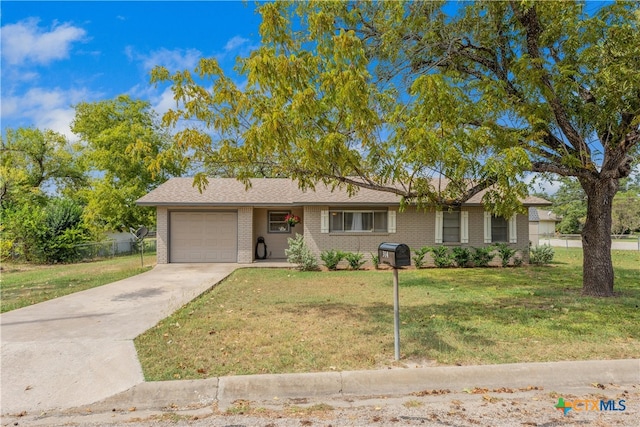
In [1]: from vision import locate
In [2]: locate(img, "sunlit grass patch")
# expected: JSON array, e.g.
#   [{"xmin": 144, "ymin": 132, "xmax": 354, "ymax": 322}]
[
  {"xmin": 0, "ymin": 253, "xmax": 156, "ymax": 312},
  {"xmin": 135, "ymin": 248, "xmax": 639, "ymax": 380}
]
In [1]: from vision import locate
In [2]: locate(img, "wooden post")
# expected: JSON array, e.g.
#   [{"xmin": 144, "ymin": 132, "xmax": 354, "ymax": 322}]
[{"xmin": 393, "ymin": 267, "xmax": 400, "ymax": 361}]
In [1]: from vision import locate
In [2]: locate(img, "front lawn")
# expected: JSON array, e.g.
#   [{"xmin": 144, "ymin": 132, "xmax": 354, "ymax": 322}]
[
  {"xmin": 135, "ymin": 248, "xmax": 640, "ymax": 380},
  {"xmin": 0, "ymin": 253, "xmax": 156, "ymax": 312}
]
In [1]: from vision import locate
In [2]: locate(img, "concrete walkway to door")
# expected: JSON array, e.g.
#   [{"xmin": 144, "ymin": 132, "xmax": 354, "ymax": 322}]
[{"xmin": 0, "ymin": 263, "xmax": 249, "ymax": 415}]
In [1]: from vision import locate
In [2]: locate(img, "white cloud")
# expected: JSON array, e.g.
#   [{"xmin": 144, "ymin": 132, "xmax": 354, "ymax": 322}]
[
  {"xmin": 125, "ymin": 35, "xmax": 257, "ymax": 77},
  {"xmin": 2, "ymin": 87, "xmax": 100, "ymax": 140},
  {"xmin": 525, "ymin": 173, "xmax": 561, "ymax": 196},
  {"xmin": 128, "ymin": 83, "xmax": 179, "ymax": 118},
  {"xmin": 215, "ymin": 35, "xmax": 260, "ymax": 63},
  {"xmin": 1, "ymin": 18, "xmax": 87, "ymax": 66},
  {"xmin": 126, "ymin": 46, "xmax": 202, "ymax": 73},
  {"xmin": 224, "ymin": 36, "xmax": 249, "ymax": 52},
  {"xmin": 151, "ymin": 87, "xmax": 179, "ymax": 117}
]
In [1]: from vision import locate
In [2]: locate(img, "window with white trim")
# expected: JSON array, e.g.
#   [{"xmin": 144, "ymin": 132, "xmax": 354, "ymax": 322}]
[
  {"xmin": 484, "ymin": 212, "xmax": 517, "ymax": 243},
  {"xmin": 491, "ymin": 216, "xmax": 508, "ymax": 242},
  {"xmin": 435, "ymin": 209, "xmax": 469, "ymax": 244},
  {"xmin": 329, "ymin": 210, "xmax": 388, "ymax": 232},
  {"xmin": 268, "ymin": 211, "xmax": 291, "ymax": 233},
  {"xmin": 443, "ymin": 210, "xmax": 460, "ymax": 243}
]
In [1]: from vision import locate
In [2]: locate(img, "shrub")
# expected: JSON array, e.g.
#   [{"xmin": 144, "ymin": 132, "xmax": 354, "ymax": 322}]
[
  {"xmin": 513, "ymin": 254, "xmax": 524, "ymax": 267},
  {"xmin": 370, "ymin": 252, "xmax": 380, "ymax": 269},
  {"xmin": 412, "ymin": 246, "xmax": 432, "ymax": 269},
  {"xmin": 0, "ymin": 238, "xmax": 14, "ymax": 261},
  {"xmin": 431, "ymin": 246, "xmax": 452, "ymax": 268},
  {"xmin": 472, "ymin": 246, "xmax": 494, "ymax": 267},
  {"xmin": 3, "ymin": 199, "xmax": 92, "ymax": 264},
  {"xmin": 285, "ymin": 234, "xmax": 319, "ymax": 271},
  {"xmin": 495, "ymin": 243, "xmax": 517, "ymax": 267},
  {"xmin": 452, "ymin": 247, "xmax": 472, "ymax": 267},
  {"xmin": 530, "ymin": 244, "xmax": 555, "ymax": 265},
  {"xmin": 344, "ymin": 252, "xmax": 366, "ymax": 270},
  {"xmin": 320, "ymin": 249, "xmax": 345, "ymax": 270}
]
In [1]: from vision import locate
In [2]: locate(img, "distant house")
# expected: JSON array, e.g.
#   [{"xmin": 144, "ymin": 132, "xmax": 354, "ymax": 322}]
[
  {"xmin": 137, "ymin": 177, "xmax": 551, "ymax": 265},
  {"xmin": 529, "ymin": 207, "xmax": 562, "ymax": 246}
]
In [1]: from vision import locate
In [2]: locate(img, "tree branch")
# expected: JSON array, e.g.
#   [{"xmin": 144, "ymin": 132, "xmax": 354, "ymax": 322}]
[
  {"xmin": 530, "ymin": 161, "xmax": 594, "ymax": 180},
  {"xmin": 510, "ymin": 1, "xmax": 591, "ymax": 162}
]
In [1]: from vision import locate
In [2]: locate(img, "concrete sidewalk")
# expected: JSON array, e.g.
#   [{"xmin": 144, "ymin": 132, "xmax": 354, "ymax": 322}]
[
  {"xmin": 1, "ymin": 263, "xmax": 239, "ymax": 415},
  {"xmin": 93, "ymin": 359, "xmax": 638, "ymax": 413}
]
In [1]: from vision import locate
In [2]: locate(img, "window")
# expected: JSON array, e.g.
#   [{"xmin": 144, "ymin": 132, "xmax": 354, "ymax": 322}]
[
  {"xmin": 329, "ymin": 210, "xmax": 387, "ymax": 232},
  {"xmin": 435, "ymin": 210, "xmax": 468, "ymax": 243},
  {"xmin": 491, "ymin": 216, "xmax": 508, "ymax": 242},
  {"xmin": 268, "ymin": 211, "xmax": 290, "ymax": 233},
  {"xmin": 484, "ymin": 212, "xmax": 517, "ymax": 243},
  {"xmin": 442, "ymin": 210, "xmax": 460, "ymax": 243}
]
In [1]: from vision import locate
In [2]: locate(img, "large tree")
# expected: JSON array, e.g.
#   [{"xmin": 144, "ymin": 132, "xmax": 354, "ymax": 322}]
[
  {"xmin": 72, "ymin": 95, "xmax": 185, "ymax": 232},
  {"xmin": 612, "ymin": 185, "xmax": 640, "ymax": 237},
  {"xmin": 152, "ymin": 1, "xmax": 639, "ymax": 296},
  {"xmin": 0, "ymin": 128, "xmax": 89, "ymax": 261},
  {"xmin": 0, "ymin": 127, "xmax": 86, "ymax": 207},
  {"xmin": 551, "ymin": 177, "xmax": 587, "ymax": 234}
]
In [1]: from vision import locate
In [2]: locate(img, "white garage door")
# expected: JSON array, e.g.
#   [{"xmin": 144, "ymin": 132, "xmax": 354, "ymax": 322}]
[{"xmin": 170, "ymin": 211, "xmax": 237, "ymax": 262}]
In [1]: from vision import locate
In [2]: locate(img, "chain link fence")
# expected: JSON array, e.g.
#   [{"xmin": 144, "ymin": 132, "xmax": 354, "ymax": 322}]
[
  {"xmin": 4, "ymin": 238, "xmax": 157, "ymax": 263},
  {"xmin": 73, "ymin": 238, "xmax": 157, "ymax": 261}
]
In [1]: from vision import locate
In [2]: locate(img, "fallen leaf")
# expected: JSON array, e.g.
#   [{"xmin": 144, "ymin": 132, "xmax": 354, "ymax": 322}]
[
  {"xmin": 492, "ymin": 387, "xmax": 516, "ymax": 393},
  {"xmin": 465, "ymin": 387, "xmax": 489, "ymax": 394},
  {"xmin": 520, "ymin": 386, "xmax": 543, "ymax": 391},
  {"xmin": 482, "ymin": 394, "xmax": 500, "ymax": 403},
  {"xmin": 412, "ymin": 389, "xmax": 451, "ymax": 396}
]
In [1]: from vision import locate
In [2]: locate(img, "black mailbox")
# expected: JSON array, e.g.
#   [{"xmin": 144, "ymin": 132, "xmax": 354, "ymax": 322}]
[{"xmin": 378, "ymin": 243, "xmax": 411, "ymax": 268}]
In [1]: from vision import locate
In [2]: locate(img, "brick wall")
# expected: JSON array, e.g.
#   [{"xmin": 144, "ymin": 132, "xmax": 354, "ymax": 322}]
[
  {"xmin": 156, "ymin": 207, "xmax": 168, "ymax": 264},
  {"xmin": 253, "ymin": 207, "xmax": 304, "ymax": 259},
  {"xmin": 303, "ymin": 205, "xmax": 530, "ymax": 266},
  {"xmin": 237, "ymin": 207, "xmax": 253, "ymax": 263},
  {"xmin": 155, "ymin": 204, "xmax": 530, "ymax": 265},
  {"xmin": 303, "ymin": 205, "xmax": 436, "ymax": 263}
]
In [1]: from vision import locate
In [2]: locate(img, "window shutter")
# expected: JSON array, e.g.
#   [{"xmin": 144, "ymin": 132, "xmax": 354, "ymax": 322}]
[
  {"xmin": 461, "ymin": 211, "xmax": 469, "ymax": 243},
  {"xmin": 321, "ymin": 210, "xmax": 329, "ymax": 233},
  {"xmin": 509, "ymin": 214, "xmax": 518, "ymax": 243},
  {"xmin": 388, "ymin": 210, "xmax": 396, "ymax": 233},
  {"xmin": 435, "ymin": 210, "xmax": 443, "ymax": 244},
  {"xmin": 484, "ymin": 211, "xmax": 492, "ymax": 243}
]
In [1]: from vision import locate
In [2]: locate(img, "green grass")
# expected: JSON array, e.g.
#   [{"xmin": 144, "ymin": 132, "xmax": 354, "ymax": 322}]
[
  {"xmin": 134, "ymin": 248, "xmax": 640, "ymax": 381},
  {"xmin": 0, "ymin": 253, "xmax": 156, "ymax": 312}
]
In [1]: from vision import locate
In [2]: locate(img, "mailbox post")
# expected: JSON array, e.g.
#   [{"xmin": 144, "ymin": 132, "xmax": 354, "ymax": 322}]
[{"xmin": 378, "ymin": 243, "xmax": 410, "ymax": 361}]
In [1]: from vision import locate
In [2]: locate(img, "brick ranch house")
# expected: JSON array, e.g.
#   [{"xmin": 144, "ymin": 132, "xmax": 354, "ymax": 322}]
[{"xmin": 136, "ymin": 177, "xmax": 551, "ymax": 265}]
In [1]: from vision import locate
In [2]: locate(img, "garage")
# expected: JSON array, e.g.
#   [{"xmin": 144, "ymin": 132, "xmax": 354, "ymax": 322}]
[{"xmin": 169, "ymin": 211, "xmax": 237, "ymax": 262}]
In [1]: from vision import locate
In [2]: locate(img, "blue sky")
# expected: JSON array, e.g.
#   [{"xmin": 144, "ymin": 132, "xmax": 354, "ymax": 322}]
[
  {"xmin": 1, "ymin": 1, "xmax": 263, "ymax": 139},
  {"xmin": 3, "ymin": 1, "xmax": 631, "ymax": 194}
]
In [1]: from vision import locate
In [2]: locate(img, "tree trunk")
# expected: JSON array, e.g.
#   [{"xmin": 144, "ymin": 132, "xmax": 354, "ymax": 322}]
[{"xmin": 579, "ymin": 177, "xmax": 618, "ymax": 297}]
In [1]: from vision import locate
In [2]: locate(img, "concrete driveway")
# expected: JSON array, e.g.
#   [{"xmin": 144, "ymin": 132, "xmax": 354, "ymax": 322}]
[{"xmin": 1, "ymin": 263, "xmax": 239, "ymax": 415}]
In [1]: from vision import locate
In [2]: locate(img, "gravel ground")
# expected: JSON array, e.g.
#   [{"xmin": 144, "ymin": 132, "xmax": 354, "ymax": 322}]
[{"xmin": 6, "ymin": 383, "xmax": 637, "ymax": 427}]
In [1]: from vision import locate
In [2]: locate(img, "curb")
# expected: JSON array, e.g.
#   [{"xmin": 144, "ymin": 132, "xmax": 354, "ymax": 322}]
[{"xmin": 89, "ymin": 359, "xmax": 639, "ymax": 411}]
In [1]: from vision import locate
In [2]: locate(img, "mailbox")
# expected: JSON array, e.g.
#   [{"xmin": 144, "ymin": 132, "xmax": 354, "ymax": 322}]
[{"xmin": 378, "ymin": 243, "xmax": 411, "ymax": 268}]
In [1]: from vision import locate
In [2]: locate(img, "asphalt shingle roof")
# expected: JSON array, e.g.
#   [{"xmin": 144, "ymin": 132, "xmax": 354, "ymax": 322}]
[{"xmin": 136, "ymin": 177, "xmax": 551, "ymax": 207}]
